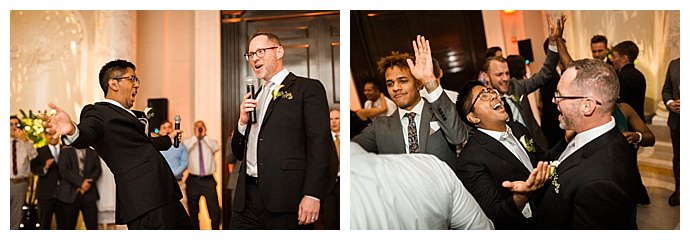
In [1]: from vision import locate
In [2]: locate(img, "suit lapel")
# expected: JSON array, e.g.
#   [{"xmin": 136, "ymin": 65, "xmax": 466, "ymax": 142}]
[
  {"xmin": 97, "ymin": 102, "xmax": 147, "ymax": 137},
  {"xmin": 389, "ymin": 110, "xmax": 407, "ymax": 154},
  {"xmin": 262, "ymin": 73, "xmax": 297, "ymax": 126},
  {"xmin": 475, "ymin": 129, "xmax": 532, "ymax": 176},
  {"xmin": 507, "ymin": 122, "xmax": 539, "ymax": 167},
  {"xmin": 557, "ymin": 127, "xmax": 619, "ymax": 174},
  {"xmin": 418, "ymin": 101, "xmax": 432, "ymax": 152}
]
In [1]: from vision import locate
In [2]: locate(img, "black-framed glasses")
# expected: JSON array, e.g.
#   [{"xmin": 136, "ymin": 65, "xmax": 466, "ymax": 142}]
[
  {"xmin": 553, "ymin": 91, "xmax": 602, "ymax": 105},
  {"xmin": 469, "ymin": 88, "xmax": 500, "ymax": 113},
  {"xmin": 112, "ymin": 75, "xmax": 139, "ymax": 84},
  {"xmin": 244, "ymin": 46, "xmax": 279, "ymax": 61}
]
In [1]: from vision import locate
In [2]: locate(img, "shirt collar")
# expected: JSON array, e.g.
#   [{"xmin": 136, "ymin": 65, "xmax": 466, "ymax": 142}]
[
  {"xmin": 266, "ymin": 68, "xmax": 289, "ymax": 87},
  {"xmin": 398, "ymin": 99, "xmax": 424, "ymax": 122},
  {"xmin": 478, "ymin": 125, "xmax": 513, "ymax": 142},
  {"xmin": 568, "ymin": 116, "xmax": 616, "ymax": 151},
  {"xmin": 332, "ymin": 131, "xmax": 339, "ymax": 139},
  {"xmin": 100, "ymin": 99, "xmax": 137, "ymax": 117}
]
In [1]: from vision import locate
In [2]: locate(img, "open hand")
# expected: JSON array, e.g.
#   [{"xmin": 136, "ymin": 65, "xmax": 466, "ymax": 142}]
[
  {"xmin": 406, "ymin": 35, "xmax": 438, "ymax": 92},
  {"xmin": 42, "ymin": 102, "xmax": 75, "ymax": 140},
  {"xmin": 502, "ymin": 161, "xmax": 550, "ymax": 194}
]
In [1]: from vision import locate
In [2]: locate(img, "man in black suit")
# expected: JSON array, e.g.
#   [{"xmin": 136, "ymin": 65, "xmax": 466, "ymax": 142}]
[
  {"xmin": 537, "ymin": 59, "xmax": 639, "ymax": 229},
  {"xmin": 44, "ymin": 59, "xmax": 193, "ymax": 229},
  {"xmin": 229, "ymin": 32, "xmax": 337, "ymax": 229},
  {"xmin": 612, "ymin": 40, "xmax": 646, "ymax": 120},
  {"xmin": 352, "ymin": 35, "xmax": 468, "ymax": 171},
  {"xmin": 662, "ymin": 58, "xmax": 680, "ymax": 206},
  {"xmin": 55, "ymin": 147, "xmax": 101, "ymax": 230},
  {"xmin": 30, "ymin": 135, "xmax": 62, "ymax": 229},
  {"xmin": 455, "ymin": 80, "xmax": 562, "ymax": 229}
]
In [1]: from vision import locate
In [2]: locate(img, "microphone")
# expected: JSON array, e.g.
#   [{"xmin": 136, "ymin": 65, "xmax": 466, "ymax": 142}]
[
  {"xmin": 246, "ymin": 77, "xmax": 257, "ymax": 123},
  {"xmin": 174, "ymin": 115, "xmax": 181, "ymax": 148}
]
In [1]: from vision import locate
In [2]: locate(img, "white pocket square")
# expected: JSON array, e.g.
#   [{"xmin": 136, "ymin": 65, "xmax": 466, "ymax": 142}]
[{"xmin": 429, "ymin": 121, "xmax": 440, "ymax": 135}]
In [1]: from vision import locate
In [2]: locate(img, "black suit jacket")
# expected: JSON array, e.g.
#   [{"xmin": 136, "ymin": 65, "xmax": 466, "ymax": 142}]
[
  {"xmin": 456, "ymin": 122, "xmax": 565, "ymax": 229},
  {"xmin": 67, "ymin": 102, "xmax": 181, "ymax": 224},
  {"xmin": 30, "ymin": 145, "xmax": 61, "ymax": 200},
  {"xmin": 231, "ymin": 72, "xmax": 337, "ymax": 213},
  {"xmin": 55, "ymin": 147, "xmax": 101, "ymax": 203},
  {"xmin": 617, "ymin": 63, "xmax": 647, "ymax": 120},
  {"xmin": 537, "ymin": 127, "xmax": 638, "ymax": 229},
  {"xmin": 662, "ymin": 58, "xmax": 680, "ymax": 129}
]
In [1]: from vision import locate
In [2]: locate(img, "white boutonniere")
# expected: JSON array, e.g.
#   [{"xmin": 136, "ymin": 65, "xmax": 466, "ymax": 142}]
[
  {"xmin": 271, "ymin": 84, "xmax": 293, "ymax": 100},
  {"xmin": 519, "ymin": 135, "xmax": 536, "ymax": 153},
  {"xmin": 549, "ymin": 160, "xmax": 561, "ymax": 194},
  {"xmin": 144, "ymin": 107, "xmax": 155, "ymax": 119}
]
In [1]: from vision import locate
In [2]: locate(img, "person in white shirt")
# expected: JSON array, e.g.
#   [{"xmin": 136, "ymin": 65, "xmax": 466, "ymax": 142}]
[
  {"xmin": 10, "ymin": 115, "xmax": 38, "ymax": 230},
  {"xmin": 350, "ymin": 143, "xmax": 494, "ymax": 230},
  {"xmin": 358, "ymin": 81, "xmax": 396, "ymax": 120},
  {"xmin": 183, "ymin": 120, "xmax": 221, "ymax": 229}
]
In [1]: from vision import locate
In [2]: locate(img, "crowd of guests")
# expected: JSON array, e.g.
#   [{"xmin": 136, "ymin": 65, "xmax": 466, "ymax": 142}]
[{"xmin": 351, "ymin": 14, "xmax": 680, "ymax": 229}]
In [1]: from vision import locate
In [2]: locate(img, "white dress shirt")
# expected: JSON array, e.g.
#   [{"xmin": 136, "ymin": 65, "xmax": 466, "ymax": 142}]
[
  {"xmin": 557, "ymin": 117, "xmax": 617, "ymax": 162},
  {"xmin": 183, "ymin": 136, "xmax": 220, "ymax": 176},
  {"xmin": 10, "ymin": 137, "xmax": 37, "ymax": 179},
  {"xmin": 397, "ymin": 86, "xmax": 445, "ymax": 153},
  {"xmin": 350, "ymin": 143, "xmax": 494, "ymax": 230}
]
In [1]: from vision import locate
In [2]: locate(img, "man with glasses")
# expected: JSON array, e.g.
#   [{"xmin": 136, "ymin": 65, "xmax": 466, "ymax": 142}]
[
  {"xmin": 537, "ymin": 59, "xmax": 639, "ymax": 229},
  {"xmin": 230, "ymin": 32, "xmax": 337, "ymax": 229},
  {"xmin": 455, "ymin": 80, "xmax": 565, "ymax": 229},
  {"xmin": 43, "ymin": 59, "xmax": 192, "ymax": 229},
  {"xmin": 352, "ymin": 35, "xmax": 468, "ymax": 173}
]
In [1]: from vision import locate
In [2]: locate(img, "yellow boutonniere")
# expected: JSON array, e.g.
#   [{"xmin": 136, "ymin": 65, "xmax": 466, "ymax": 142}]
[
  {"xmin": 144, "ymin": 107, "xmax": 155, "ymax": 119},
  {"xmin": 510, "ymin": 95, "xmax": 522, "ymax": 104},
  {"xmin": 549, "ymin": 160, "xmax": 561, "ymax": 194},
  {"xmin": 271, "ymin": 84, "xmax": 293, "ymax": 100},
  {"xmin": 519, "ymin": 135, "xmax": 536, "ymax": 153}
]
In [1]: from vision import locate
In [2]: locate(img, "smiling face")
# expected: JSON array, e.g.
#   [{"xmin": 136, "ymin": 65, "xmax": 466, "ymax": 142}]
[
  {"xmin": 591, "ymin": 42, "xmax": 608, "ymax": 61},
  {"xmin": 467, "ymin": 86, "xmax": 508, "ymax": 131},
  {"xmin": 247, "ymin": 35, "xmax": 284, "ymax": 81},
  {"xmin": 553, "ymin": 68, "xmax": 582, "ymax": 130},
  {"xmin": 486, "ymin": 60, "xmax": 511, "ymax": 95},
  {"xmin": 363, "ymin": 82, "xmax": 380, "ymax": 101},
  {"xmin": 159, "ymin": 121, "xmax": 173, "ymax": 135},
  {"xmin": 385, "ymin": 66, "xmax": 421, "ymax": 111}
]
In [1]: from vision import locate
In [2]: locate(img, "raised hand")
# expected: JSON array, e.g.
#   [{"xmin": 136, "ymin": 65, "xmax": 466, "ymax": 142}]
[
  {"xmin": 547, "ymin": 13, "xmax": 566, "ymax": 43},
  {"xmin": 406, "ymin": 35, "xmax": 438, "ymax": 92},
  {"xmin": 42, "ymin": 102, "xmax": 76, "ymax": 140}
]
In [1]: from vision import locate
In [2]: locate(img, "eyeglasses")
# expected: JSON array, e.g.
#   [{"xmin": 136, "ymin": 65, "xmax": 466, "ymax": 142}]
[
  {"xmin": 469, "ymin": 88, "xmax": 500, "ymax": 113},
  {"xmin": 553, "ymin": 91, "xmax": 602, "ymax": 105},
  {"xmin": 244, "ymin": 46, "xmax": 279, "ymax": 61},
  {"xmin": 112, "ymin": 75, "xmax": 140, "ymax": 84}
]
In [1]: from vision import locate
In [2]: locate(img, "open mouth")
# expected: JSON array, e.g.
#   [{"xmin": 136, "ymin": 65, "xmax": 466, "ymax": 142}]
[
  {"xmin": 493, "ymin": 102, "xmax": 504, "ymax": 111},
  {"xmin": 254, "ymin": 64, "xmax": 263, "ymax": 70}
]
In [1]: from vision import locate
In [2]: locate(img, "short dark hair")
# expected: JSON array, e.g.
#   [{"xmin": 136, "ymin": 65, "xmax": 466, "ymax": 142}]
[
  {"xmin": 506, "ymin": 55, "xmax": 526, "ymax": 79},
  {"xmin": 482, "ymin": 56, "xmax": 507, "ymax": 73},
  {"xmin": 98, "ymin": 59, "xmax": 136, "ymax": 97},
  {"xmin": 10, "ymin": 115, "xmax": 19, "ymax": 121},
  {"xmin": 591, "ymin": 35, "xmax": 608, "ymax": 46},
  {"xmin": 160, "ymin": 121, "xmax": 172, "ymax": 128},
  {"xmin": 377, "ymin": 51, "xmax": 413, "ymax": 76},
  {"xmin": 612, "ymin": 40, "xmax": 639, "ymax": 62},
  {"xmin": 249, "ymin": 32, "xmax": 282, "ymax": 47},
  {"xmin": 364, "ymin": 80, "xmax": 381, "ymax": 91},
  {"xmin": 485, "ymin": 46, "xmax": 502, "ymax": 59},
  {"xmin": 456, "ymin": 80, "xmax": 487, "ymax": 127}
]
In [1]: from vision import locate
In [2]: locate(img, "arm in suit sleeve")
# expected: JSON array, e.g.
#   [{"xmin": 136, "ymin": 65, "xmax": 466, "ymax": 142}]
[
  {"xmin": 428, "ymin": 89, "xmax": 468, "ymax": 145},
  {"xmin": 57, "ymin": 149, "xmax": 84, "ymax": 188},
  {"xmin": 662, "ymin": 60, "xmax": 677, "ymax": 103},
  {"xmin": 30, "ymin": 147, "xmax": 50, "ymax": 176},
  {"xmin": 301, "ymin": 80, "xmax": 333, "ymax": 200},
  {"xmin": 351, "ymin": 122, "xmax": 379, "ymax": 153},
  {"xmin": 151, "ymin": 135, "xmax": 172, "ymax": 151},
  {"xmin": 231, "ymin": 128, "xmax": 247, "ymax": 161},
  {"xmin": 572, "ymin": 180, "xmax": 634, "ymax": 229},
  {"xmin": 510, "ymin": 50, "xmax": 559, "ymax": 96},
  {"xmin": 84, "ymin": 148, "xmax": 102, "ymax": 181},
  {"xmin": 69, "ymin": 105, "xmax": 105, "ymax": 149},
  {"xmin": 457, "ymin": 147, "xmax": 530, "ymax": 228}
]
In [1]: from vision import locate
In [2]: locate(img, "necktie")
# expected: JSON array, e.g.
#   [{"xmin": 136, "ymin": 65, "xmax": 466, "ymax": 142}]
[
  {"xmin": 334, "ymin": 134, "xmax": 340, "ymax": 173},
  {"xmin": 77, "ymin": 149, "xmax": 85, "ymax": 176},
  {"xmin": 52, "ymin": 145, "xmax": 59, "ymax": 163},
  {"xmin": 504, "ymin": 130, "xmax": 533, "ymax": 170},
  {"xmin": 404, "ymin": 112, "xmax": 420, "ymax": 153},
  {"xmin": 198, "ymin": 140, "xmax": 205, "ymax": 176},
  {"xmin": 246, "ymin": 81, "xmax": 274, "ymax": 177},
  {"xmin": 12, "ymin": 140, "xmax": 18, "ymax": 176},
  {"xmin": 501, "ymin": 96, "xmax": 514, "ymax": 122}
]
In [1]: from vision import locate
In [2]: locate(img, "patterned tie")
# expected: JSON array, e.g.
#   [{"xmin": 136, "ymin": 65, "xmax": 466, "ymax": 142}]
[
  {"xmin": 501, "ymin": 96, "xmax": 514, "ymax": 122},
  {"xmin": 198, "ymin": 140, "xmax": 205, "ymax": 176},
  {"xmin": 12, "ymin": 139, "xmax": 18, "ymax": 176},
  {"xmin": 404, "ymin": 112, "xmax": 420, "ymax": 153}
]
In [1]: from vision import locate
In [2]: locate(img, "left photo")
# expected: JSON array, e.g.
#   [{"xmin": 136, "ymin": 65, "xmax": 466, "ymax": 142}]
[{"xmin": 9, "ymin": 10, "xmax": 340, "ymax": 230}]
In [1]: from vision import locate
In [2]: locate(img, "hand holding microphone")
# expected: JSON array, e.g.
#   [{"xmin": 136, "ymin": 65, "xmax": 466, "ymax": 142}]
[
  {"xmin": 246, "ymin": 77, "xmax": 257, "ymax": 124},
  {"xmin": 174, "ymin": 115, "xmax": 181, "ymax": 148}
]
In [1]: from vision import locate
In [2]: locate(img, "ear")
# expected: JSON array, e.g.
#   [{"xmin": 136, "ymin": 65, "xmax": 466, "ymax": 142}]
[
  {"xmin": 108, "ymin": 79, "xmax": 119, "ymax": 92},
  {"xmin": 581, "ymin": 99, "xmax": 597, "ymax": 117},
  {"xmin": 438, "ymin": 68, "xmax": 444, "ymax": 79},
  {"xmin": 276, "ymin": 46, "xmax": 284, "ymax": 60},
  {"xmin": 467, "ymin": 112, "xmax": 481, "ymax": 124}
]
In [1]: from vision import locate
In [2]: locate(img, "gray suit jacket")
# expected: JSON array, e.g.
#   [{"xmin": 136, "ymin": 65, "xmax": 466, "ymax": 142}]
[
  {"xmin": 352, "ymin": 91, "xmax": 468, "ymax": 171},
  {"xmin": 506, "ymin": 50, "xmax": 559, "ymax": 151},
  {"xmin": 662, "ymin": 58, "xmax": 680, "ymax": 129}
]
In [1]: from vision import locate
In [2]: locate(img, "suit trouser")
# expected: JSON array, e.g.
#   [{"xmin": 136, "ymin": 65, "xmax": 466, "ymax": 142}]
[
  {"xmin": 10, "ymin": 180, "xmax": 28, "ymax": 230},
  {"xmin": 37, "ymin": 198, "xmax": 59, "ymax": 230},
  {"xmin": 127, "ymin": 199, "xmax": 194, "ymax": 230},
  {"xmin": 320, "ymin": 179, "xmax": 340, "ymax": 229},
  {"xmin": 671, "ymin": 126, "xmax": 680, "ymax": 192},
  {"xmin": 186, "ymin": 175, "xmax": 221, "ymax": 229},
  {"xmin": 228, "ymin": 178, "xmax": 312, "ymax": 230},
  {"xmin": 57, "ymin": 195, "xmax": 98, "ymax": 230}
]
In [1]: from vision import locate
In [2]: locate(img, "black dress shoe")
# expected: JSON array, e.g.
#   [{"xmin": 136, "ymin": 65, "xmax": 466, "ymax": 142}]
[{"xmin": 668, "ymin": 191, "xmax": 679, "ymax": 206}]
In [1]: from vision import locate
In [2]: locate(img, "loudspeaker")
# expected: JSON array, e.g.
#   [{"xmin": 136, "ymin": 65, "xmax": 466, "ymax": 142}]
[
  {"xmin": 517, "ymin": 39, "xmax": 534, "ymax": 64},
  {"xmin": 147, "ymin": 98, "xmax": 168, "ymax": 135}
]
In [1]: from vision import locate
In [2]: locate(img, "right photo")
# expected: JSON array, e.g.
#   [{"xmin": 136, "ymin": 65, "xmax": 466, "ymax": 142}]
[{"xmin": 349, "ymin": 10, "xmax": 680, "ymax": 230}]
